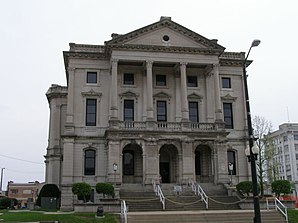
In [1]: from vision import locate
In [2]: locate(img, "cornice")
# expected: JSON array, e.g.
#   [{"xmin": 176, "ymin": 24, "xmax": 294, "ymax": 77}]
[
  {"xmin": 107, "ymin": 44, "xmax": 223, "ymax": 56},
  {"xmin": 46, "ymin": 84, "xmax": 68, "ymax": 102},
  {"xmin": 81, "ymin": 89, "xmax": 102, "ymax": 97},
  {"xmin": 119, "ymin": 90, "xmax": 139, "ymax": 98}
]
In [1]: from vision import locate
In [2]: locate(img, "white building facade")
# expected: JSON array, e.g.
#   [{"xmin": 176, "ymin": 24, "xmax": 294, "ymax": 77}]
[
  {"xmin": 266, "ymin": 123, "xmax": 298, "ymax": 184},
  {"xmin": 45, "ymin": 17, "xmax": 251, "ymax": 210}
]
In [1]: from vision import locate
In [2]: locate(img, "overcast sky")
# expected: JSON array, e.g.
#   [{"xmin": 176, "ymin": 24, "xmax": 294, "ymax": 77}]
[{"xmin": 0, "ymin": 0, "xmax": 297, "ymax": 188}]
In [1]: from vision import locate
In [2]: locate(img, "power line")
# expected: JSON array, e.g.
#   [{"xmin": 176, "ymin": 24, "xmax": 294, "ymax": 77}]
[{"xmin": 0, "ymin": 154, "xmax": 44, "ymax": 165}]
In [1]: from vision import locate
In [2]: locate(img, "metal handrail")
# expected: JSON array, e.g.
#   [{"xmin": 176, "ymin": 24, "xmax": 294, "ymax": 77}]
[
  {"xmin": 120, "ymin": 200, "xmax": 128, "ymax": 223},
  {"xmin": 274, "ymin": 197, "xmax": 288, "ymax": 223},
  {"xmin": 152, "ymin": 179, "xmax": 166, "ymax": 210},
  {"xmin": 189, "ymin": 179, "xmax": 208, "ymax": 209}
]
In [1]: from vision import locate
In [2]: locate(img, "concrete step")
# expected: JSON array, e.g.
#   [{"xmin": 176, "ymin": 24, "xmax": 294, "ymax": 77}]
[{"xmin": 127, "ymin": 210, "xmax": 287, "ymax": 223}]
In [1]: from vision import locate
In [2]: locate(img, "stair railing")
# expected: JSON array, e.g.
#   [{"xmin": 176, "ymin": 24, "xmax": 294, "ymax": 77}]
[
  {"xmin": 189, "ymin": 179, "xmax": 208, "ymax": 209},
  {"xmin": 120, "ymin": 200, "xmax": 128, "ymax": 223},
  {"xmin": 152, "ymin": 179, "xmax": 166, "ymax": 210},
  {"xmin": 273, "ymin": 197, "xmax": 288, "ymax": 223}
]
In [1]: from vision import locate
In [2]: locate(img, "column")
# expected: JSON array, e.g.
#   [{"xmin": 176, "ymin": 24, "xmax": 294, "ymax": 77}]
[
  {"xmin": 181, "ymin": 140, "xmax": 194, "ymax": 184},
  {"xmin": 142, "ymin": 71, "xmax": 147, "ymax": 121},
  {"xmin": 180, "ymin": 62, "xmax": 189, "ymax": 121},
  {"xmin": 175, "ymin": 72, "xmax": 182, "ymax": 121},
  {"xmin": 213, "ymin": 63, "xmax": 223, "ymax": 121},
  {"xmin": 110, "ymin": 59, "xmax": 119, "ymax": 119},
  {"xmin": 146, "ymin": 61, "xmax": 154, "ymax": 120},
  {"xmin": 65, "ymin": 67, "xmax": 75, "ymax": 134}
]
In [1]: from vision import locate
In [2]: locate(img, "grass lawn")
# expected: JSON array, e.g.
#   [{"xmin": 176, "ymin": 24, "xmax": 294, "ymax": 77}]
[
  {"xmin": 288, "ymin": 209, "xmax": 298, "ymax": 223},
  {"xmin": 0, "ymin": 211, "xmax": 118, "ymax": 223}
]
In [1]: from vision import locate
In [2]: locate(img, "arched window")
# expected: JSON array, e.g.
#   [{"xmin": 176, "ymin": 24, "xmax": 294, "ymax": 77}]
[
  {"xmin": 227, "ymin": 151, "xmax": 236, "ymax": 175},
  {"xmin": 123, "ymin": 150, "xmax": 134, "ymax": 175},
  {"xmin": 84, "ymin": 149, "xmax": 95, "ymax": 175}
]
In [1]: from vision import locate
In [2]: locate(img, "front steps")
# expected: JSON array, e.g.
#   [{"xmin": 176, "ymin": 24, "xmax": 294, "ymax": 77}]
[{"xmin": 127, "ymin": 210, "xmax": 287, "ymax": 223}]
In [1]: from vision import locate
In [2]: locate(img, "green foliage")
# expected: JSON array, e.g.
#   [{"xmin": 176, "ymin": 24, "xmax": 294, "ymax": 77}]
[
  {"xmin": 0, "ymin": 197, "xmax": 18, "ymax": 209},
  {"xmin": 271, "ymin": 180, "xmax": 291, "ymax": 197},
  {"xmin": 236, "ymin": 181, "xmax": 253, "ymax": 197},
  {"xmin": 72, "ymin": 182, "xmax": 91, "ymax": 202},
  {"xmin": 95, "ymin": 183, "xmax": 114, "ymax": 197},
  {"xmin": 36, "ymin": 184, "xmax": 60, "ymax": 206}
]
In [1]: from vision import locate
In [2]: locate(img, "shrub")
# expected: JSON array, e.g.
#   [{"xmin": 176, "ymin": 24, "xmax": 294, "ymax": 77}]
[
  {"xmin": 72, "ymin": 182, "xmax": 91, "ymax": 202},
  {"xmin": 0, "ymin": 197, "xmax": 18, "ymax": 209},
  {"xmin": 96, "ymin": 183, "xmax": 114, "ymax": 198},
  {"xmin": 36, "ymin": 184, "xmax": 60, "ymax": 206},
  {"xmin": 236, "ymin": 181, "xmax": 253, "ymax": 197},
  {"xmin": 271, "ymin": 180, "xmax": 291, "ymax": 197}
]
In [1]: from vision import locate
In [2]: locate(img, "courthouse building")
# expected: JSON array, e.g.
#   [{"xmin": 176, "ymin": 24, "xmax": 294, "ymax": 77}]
[{"xmin": 45, "ymin": 17, "xmax": 251, "ymax": 210}]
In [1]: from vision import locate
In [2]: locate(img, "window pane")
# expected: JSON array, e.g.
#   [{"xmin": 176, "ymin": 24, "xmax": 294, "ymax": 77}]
[
  {"xmin": 86, "ymin": 99, "xmax": 97, "ymax": 126},
  {"xmin": 85, "ymin": 150, "xmax": 95, "ymax": 175},
  {"xmin": 156, "ymin": 75, "xmax": 166, "ymax": 86},
  {"xmin": 189, "ymin": 102, "xmax": 198, "ymax": 122},
  {"xmin": 223, "ymin": 103, "xmax": 233, "ymax": 129},
  {"xmin": 222, "ymin": 77, "xmax": 231, "ymax": 88},
  {"xmin": 187, "ymin": 76, "xmax": 197, "ymax": 87},
  {"xmin": 87, "ymin": 72, "xmax": 97, "ymax": 83},
  {"xmin": 124, "ymin": 100, "xmax": 134, "ymax": 121},
  {"xmin": 157, "ymin": 101, "xmax": 167, "ymax": 121},
  {"xmin": 123, "ymin": 73, "xmax": 134, "ymax": 85},
  {"xmin": 195, "ymin": 151, "xmax": 201, "ymax": 175}
]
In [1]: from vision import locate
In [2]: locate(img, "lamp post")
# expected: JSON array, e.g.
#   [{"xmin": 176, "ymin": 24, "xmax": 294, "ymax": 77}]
[
  {"xmin": 0, "ymin": 168, "xmax": 4, "ymax": 193},
  {"xmin": 228, "ymin": 162, "xmax": 234, "ymax": 186},
  {"xmin": 113, "ymin": 163, "xmax": 118, "ymax": 184},
  {"xmin": 243, "ymin": 39, "xmax": 261, "ymax": 223}
]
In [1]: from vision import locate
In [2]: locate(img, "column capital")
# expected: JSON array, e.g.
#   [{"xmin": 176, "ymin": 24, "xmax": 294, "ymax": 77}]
[
  {"xmin": 180, "ymin": 62, "xmax": 188, "ymax": 67},
  {"xmin": 67, "ymin": 67, "xmax": 75, "ymax": 72},
  {"xmin": 212, "ymin": 63, "xmax": 220, "ymax": 69},
  {"xmin": 111, "ymin": 58, "xmax": 119, "ymax": 64},
  {"xmin": 146, "ymin": 60, "xmax": 154, "ymax": 66}
]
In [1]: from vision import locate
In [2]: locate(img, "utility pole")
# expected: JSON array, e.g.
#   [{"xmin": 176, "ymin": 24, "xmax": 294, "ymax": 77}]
[{"xmin": 0, "ymin": 168, "xmax": 5, "ymax": 193}]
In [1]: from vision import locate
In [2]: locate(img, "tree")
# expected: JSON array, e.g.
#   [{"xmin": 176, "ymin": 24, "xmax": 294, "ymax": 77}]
[
  {"xmin": 72, "ymin": 182, "xmax": 91, "ymax": 202},
  {"xmin": 0, "ymin": 197, "xmax": 18, "ymax": 209},
  {"xmin": 271, "ymin": 180, "xmax": 291, "ymax": 197},
  {"xmin": 252, "ymin": 115, "xmax": 273, "ymax": 197},
  {"xmin": 96, "ymin": 183, "xmax": 114, "ymax": 198}
]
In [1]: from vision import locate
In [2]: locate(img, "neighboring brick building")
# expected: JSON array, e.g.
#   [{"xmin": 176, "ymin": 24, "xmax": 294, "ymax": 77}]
[
  {"xmin": 7, "ymin": 181, "xmax": 43, "ymax": 208},
  {"xmin": 45, "ymin": 16, "xmax": 252, "ymax": 210}
]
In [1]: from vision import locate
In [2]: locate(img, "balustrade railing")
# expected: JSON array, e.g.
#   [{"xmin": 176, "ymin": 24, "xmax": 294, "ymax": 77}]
[
  {"xmin": 152, "ymin": 179, "xmax": 165, "ymax": 210},
  {"xmin": 118, "ymin": 121, "xmax": 215, "ymax": 131},
  {"xmin": 120, "ymin": 200, "xmax": 128, "ymax": 223},
  {"xmin": 189, "ymin": 179, "xmax": 208, "ymax": 209}
]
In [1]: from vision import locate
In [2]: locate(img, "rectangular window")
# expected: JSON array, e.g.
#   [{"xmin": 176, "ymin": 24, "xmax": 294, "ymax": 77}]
[
  {"xmin": 187, "ymin": 76, "xmax": 198, "ymax": 87},
  {"xmin": 222, "ymin": 77, "xmax": 231, "ymax": 88},
  {"xmin": 189, "ymin": 102, "xmax": 199, "ymax": 122},
  {"xmin": 87, "ymin": 72, "xmax": 97, "ymax": 84},
  {"xmin": 223, "ymin": 103, "xmax": 233, "ymax": 129},
  {"xmin": 157, "ymin": 101, "xmax": 167, "ymax": 121},
  {"xmin": 156, "ymin": 75, "xmax": 166, "ymax": 86},
  {"xmin": 283, "ymin": 136, "xmax": 288, "ymax": 142},
  {"xmin": 227, "ymin": 151, "xmax": 236, "ymax": 175},
  {"xmin": 123, "ymin": 73, "xmax": 134, "ymax": 85},
  {"xmin": 86, "ymin": 99, "xmax": 97, "ymax": 126},
  {"xmin": 11, "ymin": 189, "xmax": 18, "ymax": 194},
  {"xmin": 85, "ymin": 149, "xmax": 95, "ymax": 175},
  {"xmin": 124, "ymin": 100, "xmax": 134, "ymax": 121},
  {"xmin": 294, "ymin": 135, "xmax": 298, "ymax": 140}
]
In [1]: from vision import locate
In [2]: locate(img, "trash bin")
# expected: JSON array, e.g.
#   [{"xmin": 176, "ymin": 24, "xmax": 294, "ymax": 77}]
[{"xmin": 97, "ymin": 206, "xmax": 104, "ymax": 217}]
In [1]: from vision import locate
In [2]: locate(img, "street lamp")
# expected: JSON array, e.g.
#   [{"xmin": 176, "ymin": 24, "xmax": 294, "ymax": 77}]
[
  {"xmin": 0, "ymin": 168, "xmax": 5, "ymax": 193},
  {"xmin": 228, "ymin": 162, "xmax": 234, "ymax": 186},
  {"xmin": 113, "ymin": 163, "xmax": 118, "ymax": 184},
  {"xmin": 243, "ymin": 39, "xmax": 261, "ymax": 223}
]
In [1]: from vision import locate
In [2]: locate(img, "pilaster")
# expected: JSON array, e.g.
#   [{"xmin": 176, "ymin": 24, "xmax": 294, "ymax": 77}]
[
  {"xmin": 110, "ymin": 58, "xmax": 119, "ymax": 120},
  {"xmin": 65, "ymin": 67, "xmax": 75, "ymax": 134},
  {"xmin": 213, "ymin": 63, "xmax": 223, "ymax": 122},
  {"xmin": 146, "ymin": 60, "xmax": 154, "ymax": 121},
  {"xmin": 180, "ymin": 62, "xmax": 189, "ymax": 121}
]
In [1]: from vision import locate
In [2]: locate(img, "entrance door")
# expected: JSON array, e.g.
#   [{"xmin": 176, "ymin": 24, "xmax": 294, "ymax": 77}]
[{"xmin": 160, "ymin": 162, "xmax": 170, "ymax": 183}]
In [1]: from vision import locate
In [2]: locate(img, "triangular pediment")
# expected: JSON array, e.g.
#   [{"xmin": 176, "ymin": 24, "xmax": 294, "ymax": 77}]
[
  {"xmin": 106, "ymin": 17, "xmax": 224, "ymax": 52},
  {"xmin": 153, "ymin": 91, "xmax": 171, "ymax": 99},
  {"xmin": 188, "ymin": 93, "xmax": 202, "ymax": 100},
  {"xmin": 119, "ymin": 90, "xmax": 139, "ymax": 98},
  {"xmin": 221, "ymin": 94, "xmax": 237, "ymax": 101}
]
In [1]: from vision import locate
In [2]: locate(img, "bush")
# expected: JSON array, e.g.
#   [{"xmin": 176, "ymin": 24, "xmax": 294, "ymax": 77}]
[
  {"xmin": 36, "ymin": 184, "xmax": 60, "ymax": 206},
  {"xmin": 236, "ymin": 181, "xmax": 253, "ymax": 197},
  {"xmin": 72, "ymin": 182, "xmax": 91, "ymax": 202},
  {"xmin": 271, "ymin": 180, "xmax": 291, "ymax": 197},
  {"xmin": 0, "ymin": 197, "xmax": 18, "ymax": 209},
  {"xmin": 96, "ymin": 183, "xmax": 114, "ymax": 198}
]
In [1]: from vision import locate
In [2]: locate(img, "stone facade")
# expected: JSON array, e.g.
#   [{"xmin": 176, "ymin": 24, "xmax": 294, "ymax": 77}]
[{"xmin": 45, "ymin": 16, "xmax": 250, "ymax": 210}]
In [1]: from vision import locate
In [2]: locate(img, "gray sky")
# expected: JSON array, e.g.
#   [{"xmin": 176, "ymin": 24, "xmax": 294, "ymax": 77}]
[{"xmin": 0, "ymin": 0, "xmax": 297, "ymax": 188}]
